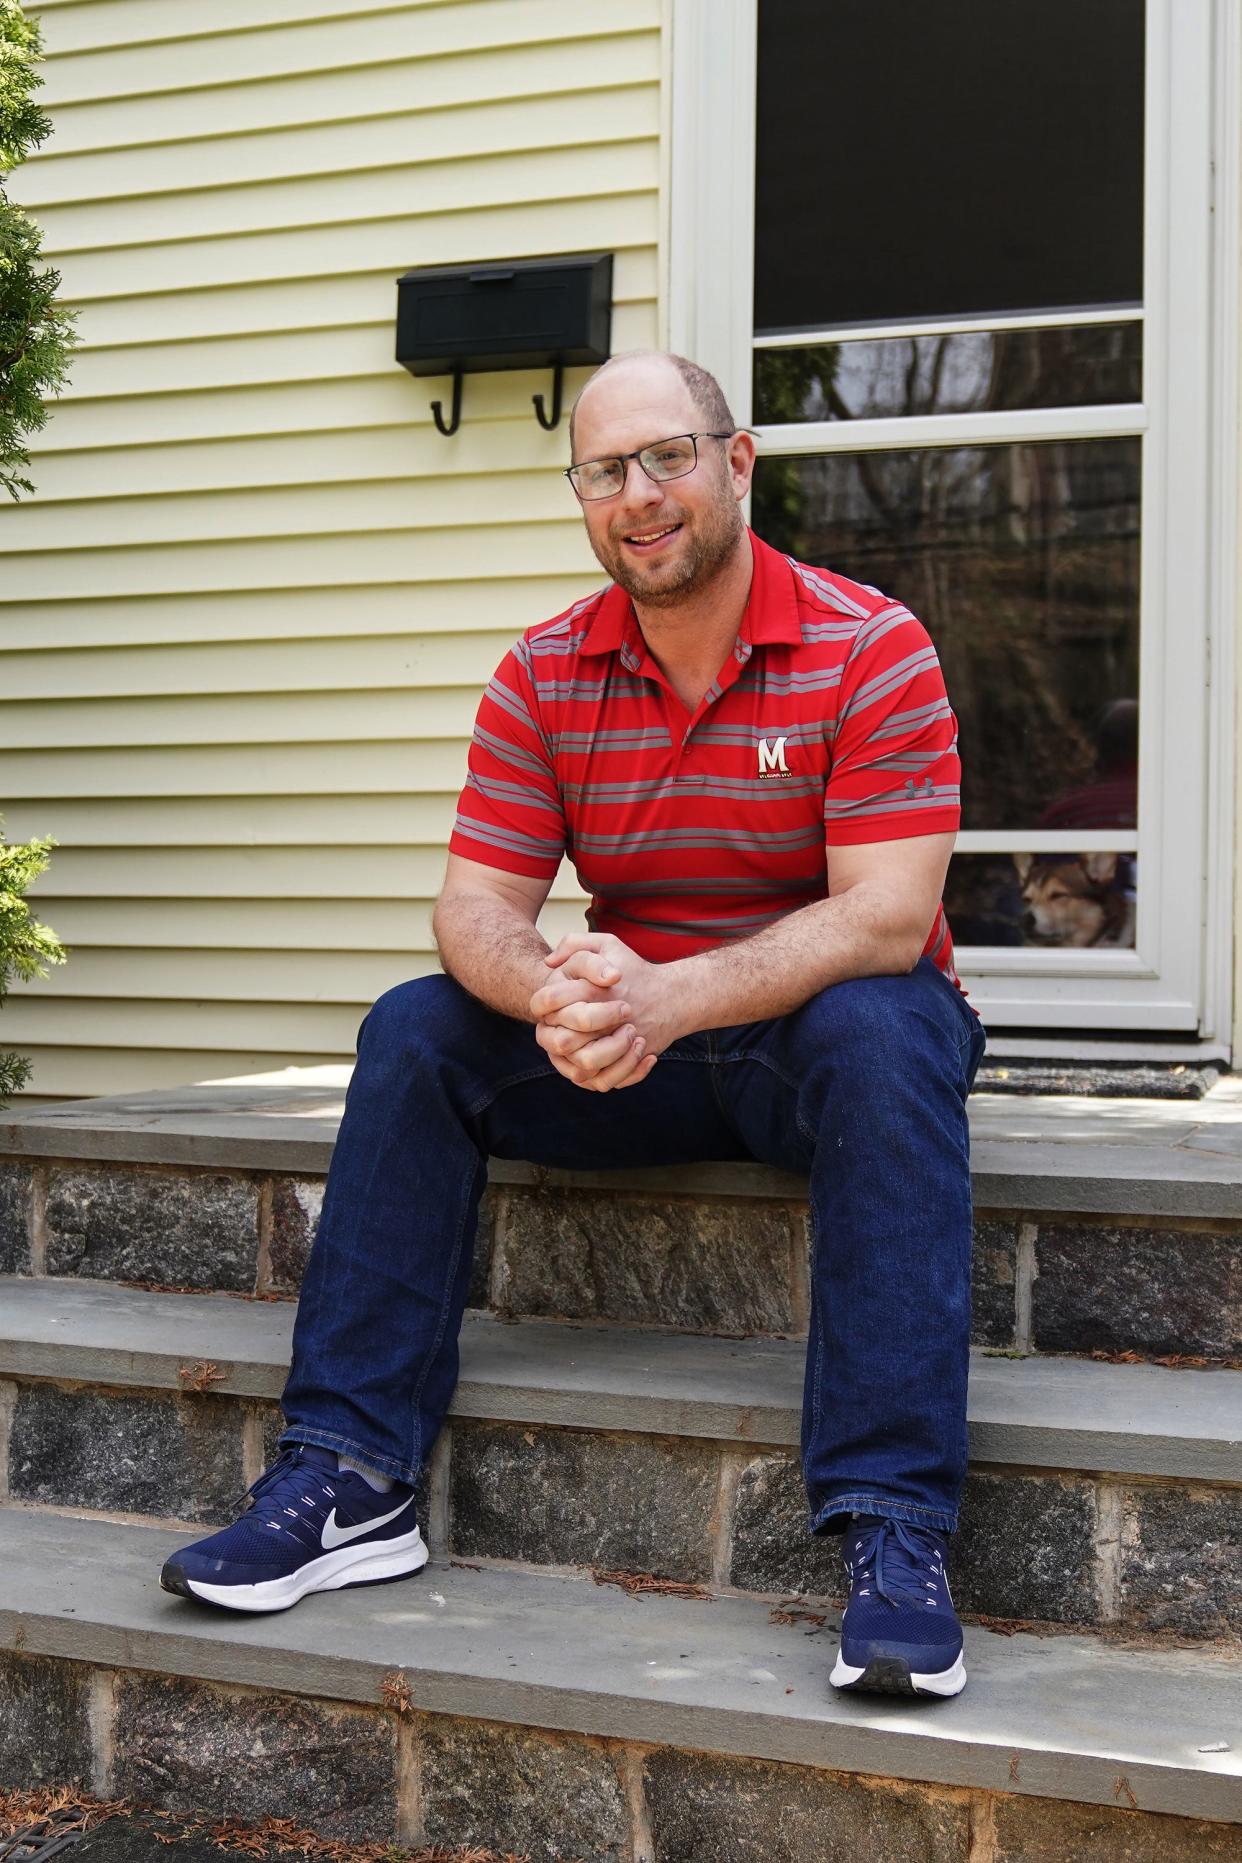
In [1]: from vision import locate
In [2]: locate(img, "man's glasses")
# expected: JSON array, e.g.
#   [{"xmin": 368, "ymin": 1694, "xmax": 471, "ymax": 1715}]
[{"xmin": 564, "ymin": 431, "xmax": 736, "ymax": 501}]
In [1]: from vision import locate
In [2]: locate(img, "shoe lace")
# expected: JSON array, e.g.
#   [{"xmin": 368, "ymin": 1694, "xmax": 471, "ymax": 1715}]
[
  {"xmin": 232, "ymin": 1444, "xmax": 337, "ymax": 1530},
  {"xmin": 850, "ymin": 1518, "xmax": 945, "ymax": 1611}
]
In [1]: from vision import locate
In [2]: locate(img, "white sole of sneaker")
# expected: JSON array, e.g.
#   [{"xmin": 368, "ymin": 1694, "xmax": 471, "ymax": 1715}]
[
  {"xmin": 169, "ymin": 1524, "xmax": 429, "ymax": 1613},
  {"xmin": 829, "ymin": 1649, "xmax": 967, "ymax": 1697}
]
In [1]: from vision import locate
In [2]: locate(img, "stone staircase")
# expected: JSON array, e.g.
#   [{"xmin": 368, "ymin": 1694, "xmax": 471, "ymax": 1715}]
[{"xmin": 1, "ymin": 1071, "xmax": 1240, "ymax": 1859}]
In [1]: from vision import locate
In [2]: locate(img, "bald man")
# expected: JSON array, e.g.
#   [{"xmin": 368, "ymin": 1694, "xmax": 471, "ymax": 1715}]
[{"xmin": 162, "ymin": 351, "xmax": 987, "ymax": 1703}]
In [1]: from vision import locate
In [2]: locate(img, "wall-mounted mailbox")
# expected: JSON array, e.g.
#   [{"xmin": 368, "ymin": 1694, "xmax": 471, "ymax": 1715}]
[{"xmin": 395, "ymin": 252, "xmax": 613, "ymax": 435}]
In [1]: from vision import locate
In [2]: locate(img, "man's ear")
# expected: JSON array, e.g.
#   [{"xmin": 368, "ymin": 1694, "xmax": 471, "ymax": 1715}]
[{"xmin": 729, "ymin": 429, "xmax": 757, "ymax": 500}]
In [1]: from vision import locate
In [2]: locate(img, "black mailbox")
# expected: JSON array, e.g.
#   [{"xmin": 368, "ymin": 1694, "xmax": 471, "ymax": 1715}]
[{"xmin": 395, "ymin": 252, "xmax": 613, "ymax": 434}]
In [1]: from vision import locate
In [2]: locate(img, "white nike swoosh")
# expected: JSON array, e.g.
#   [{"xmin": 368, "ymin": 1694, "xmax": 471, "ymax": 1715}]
[{"xmin": 320, "ymin": 1492, "xmax": 415, "ymax": 1550}]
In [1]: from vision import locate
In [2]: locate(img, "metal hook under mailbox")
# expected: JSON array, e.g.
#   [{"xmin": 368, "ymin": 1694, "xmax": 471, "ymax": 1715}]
[
  {"xmin": 532, "ymin": 359, "xmax": 565, "ymax": 431},
  {"xmin": 430, "ymin": 362, "xmax": 464, "ymax": 437}
]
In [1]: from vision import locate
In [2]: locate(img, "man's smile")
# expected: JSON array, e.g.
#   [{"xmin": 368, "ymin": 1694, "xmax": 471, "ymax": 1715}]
[{"xmin": 620, "ymin": 522, "xmax": 684, "ymax": 553}]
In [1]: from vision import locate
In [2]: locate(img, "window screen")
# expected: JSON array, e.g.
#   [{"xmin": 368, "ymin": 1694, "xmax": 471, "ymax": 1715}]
[{"xmin": 754, "ymin": 0, "xmax": 1145, "ymax": 333}]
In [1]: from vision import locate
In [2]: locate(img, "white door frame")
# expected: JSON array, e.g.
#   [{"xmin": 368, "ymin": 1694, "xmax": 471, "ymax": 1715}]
[{"xmin": 667, "ymin": 0, "xmax": 1237, "ymax": 1054}]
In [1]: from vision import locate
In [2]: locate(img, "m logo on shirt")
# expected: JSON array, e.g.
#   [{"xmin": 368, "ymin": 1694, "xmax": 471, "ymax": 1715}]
[{"xmin": 757, "ymin": 735, "xmax": 791, "ymax": 778}]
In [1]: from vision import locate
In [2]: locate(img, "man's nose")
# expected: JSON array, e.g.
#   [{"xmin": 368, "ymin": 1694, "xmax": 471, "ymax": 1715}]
[{"xmin": 617, "ymin": 456, "xmax": 666, "ymax": 504}]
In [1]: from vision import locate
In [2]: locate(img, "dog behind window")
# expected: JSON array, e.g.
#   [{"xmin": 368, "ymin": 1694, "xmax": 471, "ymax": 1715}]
[{"xmin": 1013, "ymin": 850, "xmax": 1136, "ymax": 948}]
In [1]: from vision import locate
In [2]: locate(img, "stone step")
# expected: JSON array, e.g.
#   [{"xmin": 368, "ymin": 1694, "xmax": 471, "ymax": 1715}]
[
  {"xmin": 3, "ymin": 1274, "xmax": 1239, "ymax": 1644},
  {"xmin": 4, "ymin": 1074, "xmax": 1242, "ymax": 1363},
  {"xmin": 1, "ymin": 1505, "xmax": 1239, "ymax": 1858}
]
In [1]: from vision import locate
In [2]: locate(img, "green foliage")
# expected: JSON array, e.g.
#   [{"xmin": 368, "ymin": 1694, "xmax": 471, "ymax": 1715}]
[
  {"xmin": 1, "ymin": 0, "xmax": 78, "ymax": 501},
  {"xmin": 0, "ymin": 822, "xmax": 66, "ymax": 1102}
]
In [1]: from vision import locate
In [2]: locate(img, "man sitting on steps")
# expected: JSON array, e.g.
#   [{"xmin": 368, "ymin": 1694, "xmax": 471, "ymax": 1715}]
[{"xmin": 161, "ymin": 349, "xmax": 988, "ymax": 1701}]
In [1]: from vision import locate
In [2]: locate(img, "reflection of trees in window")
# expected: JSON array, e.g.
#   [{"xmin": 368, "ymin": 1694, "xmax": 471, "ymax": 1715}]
[
  {"xmin": 884, "ymin": 325, "xmax": 1142, "ymax": 417},
  {"xmin": 753, "ymin": 439, "xmax": 1140, "ymax": 832},
  {"xmin": 754, "ymin": 325, "xmax": 1141, "ymax": 425},
  {"xmin": 751, "ymin": 344, "xmax": 839, "ymax": 545}
]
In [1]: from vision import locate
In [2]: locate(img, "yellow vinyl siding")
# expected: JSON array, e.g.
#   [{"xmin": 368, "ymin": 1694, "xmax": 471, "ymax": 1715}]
[
  {"xmin": 0, "ymin": 740, "xmax": 472, "ymax": 796},
  {"xmin": 2, "ymin": 523, "xmax": 599, "ymax": 602},
  {"xmin": 37, "ymin": 1, "xmax": 651, "ymax": 98},
  {"xmin": 2, "ymin": 475, "xmax": 579, "ymax": 554},
  {"xmin": 0, "ymin": 633, "xmax": 541, "ymax": 701},
  {"xmin": 5, "ymin": 0, "xmax": 663, "ymax": 1095},
  {"xmin": 25, "ymin": 39, "xmax": 657, "ymax": 159},
  {"xmin": 0, "ymin": 578, "xmax": 602, "ymax": 650},
  {"xmin": 20, "ymin": 75, "xmax": 662, "ymax": 204}
]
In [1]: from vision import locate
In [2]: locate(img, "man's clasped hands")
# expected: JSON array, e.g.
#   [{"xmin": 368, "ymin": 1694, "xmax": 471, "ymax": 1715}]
[{"xmin": 529, "ymin": 932, "xmax": 685, "ymax": 1093}]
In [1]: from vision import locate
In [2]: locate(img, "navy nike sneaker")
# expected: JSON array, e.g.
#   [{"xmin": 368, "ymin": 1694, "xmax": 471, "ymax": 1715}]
[
  {"xmin": 829, "ymin": 1515, "xmax": 966, "ymax": 1698},
  {"xmin": 160, "ymin": 1443, "xmax": 427, "ymax": 1613}
]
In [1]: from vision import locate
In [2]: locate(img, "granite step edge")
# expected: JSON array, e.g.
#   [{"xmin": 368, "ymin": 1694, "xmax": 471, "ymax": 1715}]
[
  {"xmin": 1, "ymin": 1274, "xmax": 1239, "ymax": 1485},
  {"xmin": 6, "ymin": 1117, "xmax": 1242, "ymax": 1220},
  {"xmin": 1, "ymin": 1504, "xmax": 1240, "ymax": 1827}
]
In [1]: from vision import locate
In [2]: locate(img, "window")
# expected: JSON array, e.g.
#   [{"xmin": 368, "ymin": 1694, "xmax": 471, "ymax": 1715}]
[
  {"xmin": 754, "ymin": 0, "xmax": 1144, "ymax": 332},
  {"xmin": 751, "ymin": 0, "xmax": 1144, "ymax": 954},
  {"xmin": 670, "ymin": 0, "xmax": 1227, "ymax": 1033}
]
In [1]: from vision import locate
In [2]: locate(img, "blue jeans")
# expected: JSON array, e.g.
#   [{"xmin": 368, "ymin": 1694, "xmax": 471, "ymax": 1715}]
[{"xmin": 279, "ymin": 956, "xmax": 987, "ymax": 1537}]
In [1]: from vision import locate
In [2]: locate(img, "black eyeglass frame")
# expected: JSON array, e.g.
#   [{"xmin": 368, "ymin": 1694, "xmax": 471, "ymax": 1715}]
[{"xmin": 563, "ymin": 430, "xmax": 739, "ymax": 500}]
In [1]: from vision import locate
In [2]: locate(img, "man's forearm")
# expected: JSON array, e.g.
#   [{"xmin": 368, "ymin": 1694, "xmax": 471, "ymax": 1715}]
[
  {"xmin": 665, "ymin": 888, "xmax": 917, "ymax": 1036},
  {"xmin": 433, "ymin": 893, "xmax": 553, "ymax": 1023}
]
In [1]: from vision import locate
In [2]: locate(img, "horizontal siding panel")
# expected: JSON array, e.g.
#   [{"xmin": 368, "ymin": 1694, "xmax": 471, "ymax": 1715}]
[
  {"xmin": 22, "ymin": 899, "xmax": 430, "ymax": 952},
  {"xmin": 39, "ymin": 1, "xmax": 659, "ymax": 106},
  {"xmin": 23, "ymin": 948, "xmax": 431, "ymax": 1003},
  {"xmin": 0, "ymin": 995, "xmax": 390, "ymax": 1052},
  {"xmin": 0, "ymin": 795, "xmax": 460, "ymax": 847},
  {"xmin": 22, "ymin": 909, "xmax": 591, "ymax": 1002},
  {"xmin": 2, "ymin": 472, "xmax": 580, "ymax": 553},
  {"xmin": 67, "ymin": 247, "xmax": 657, "ymax": 350},
  {"xmin": 36, "ymin": 349, "xmax": 673, "ymax": 449},
  {"xmin": 40, "ymin": 137, "xmax": 659, "ymax": 256},
  {"xmin": 34, "ymin": 845, "xmax": 472, "ymax": 896},
  {"xmin": 0, "ymin": 577, "xmax": 594, "ymax": 651},
  {"xmin": 46, "ymin": 296, "xmax": 655, "ymax": 402},
  {"xmin": 55, "ymin": 323, "xmax": 406, "ymax": 400},
  {"xmin": 0, "ymin": 520, "xmax": 598, "ymax": 601},
  {"xmin": 0, "ymin": 630, "xmax": 521, "ymax": 700},
  {"xmin": 34, "ymin": 0, "xmax": 492, "ymax": 57},
  {"xmin": 35, "ymin": 375, "xmax": 586, "ymax": 452},
  {"xmin": 50, "ymin": 188, "xmax": 657, "ymax": 302},
  {"xmin": 23, "ymin": 80, "xmax": 658, "ymax": 208},
  {"xmin": 8, "ymin": 1048, "xmax": 353, "ymax": 1099},
  {"xmin": 30, "ymin": 33, "xmax": 658, "ymax": 157},
  {"xmin": 2, "ymin": 686, "xmax": 486, "ymax": 749},
  {"xmin": 23, "ymin": 884, "xmax": 587, "ymax": 950},
  {"xmin": 0, "ymin": 741, "xmax": 477, "ymax": 798},
  {"xmin": 23, "ymin": 419, "xmax": 572, "ymax": 504},
  {"xmin": 22, "ymin": 407, "xmax": 636, "ymax": 503}
]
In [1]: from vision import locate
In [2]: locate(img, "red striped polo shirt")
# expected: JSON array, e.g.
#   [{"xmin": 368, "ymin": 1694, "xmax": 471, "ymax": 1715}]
[{"xmin": 449, "ymin": 527, "xmax": 975, "ymax": 1012}]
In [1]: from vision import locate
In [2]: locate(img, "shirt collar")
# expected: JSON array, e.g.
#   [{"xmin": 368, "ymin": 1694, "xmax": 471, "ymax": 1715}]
[
  {"xmin": 742, "ymin": 528, "xmax": 803, "ymax": 647},
  {"xmin": 579, "ymin": 527, "xmax": 803, "ymax": 661},
  {"xmin": 579, "ymin": 579, "xmax": 635, "ymax": 659}
]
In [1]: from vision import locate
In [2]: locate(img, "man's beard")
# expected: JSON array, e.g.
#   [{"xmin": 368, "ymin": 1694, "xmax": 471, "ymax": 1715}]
[{"xmin": 589, "ymin": 473, "xmax": 744, "ymax": 607}]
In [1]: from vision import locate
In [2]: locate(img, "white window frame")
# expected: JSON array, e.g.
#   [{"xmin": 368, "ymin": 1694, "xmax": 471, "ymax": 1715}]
[{"xmin": 667, "ymin": 0, "xmax": 1238, "ymax": 1051}]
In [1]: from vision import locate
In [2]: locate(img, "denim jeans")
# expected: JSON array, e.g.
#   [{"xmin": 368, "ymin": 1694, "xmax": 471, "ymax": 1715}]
[{"xmin": 279, "ymin": 955, "xmax": 987, "ymax": 1537}]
